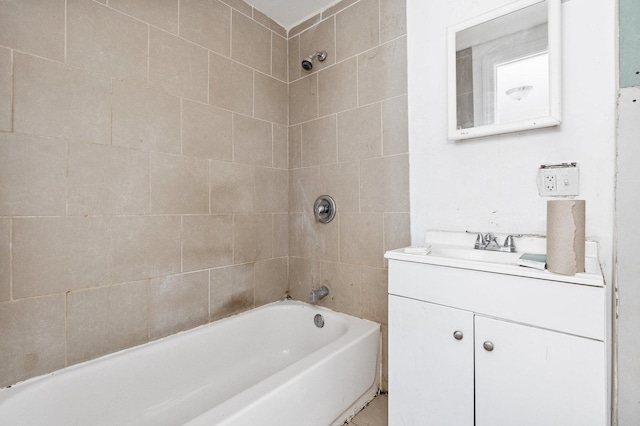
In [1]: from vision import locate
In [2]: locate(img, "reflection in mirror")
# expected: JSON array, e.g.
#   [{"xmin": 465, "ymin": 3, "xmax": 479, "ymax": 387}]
[{"xmin": 448, "ymin": 0, "xmax": 561, "ymax": 140}]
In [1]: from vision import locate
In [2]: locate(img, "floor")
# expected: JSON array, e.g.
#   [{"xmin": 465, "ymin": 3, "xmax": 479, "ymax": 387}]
[{"xmin": 347, "ymin": 394, "xmax": 388, "ymax": 426}]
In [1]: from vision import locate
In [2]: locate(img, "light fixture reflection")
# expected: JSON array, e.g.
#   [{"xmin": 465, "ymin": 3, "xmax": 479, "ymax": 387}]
[{"xmin": 506, "ymin": 85, "xmax": 534, "ymax": 101}]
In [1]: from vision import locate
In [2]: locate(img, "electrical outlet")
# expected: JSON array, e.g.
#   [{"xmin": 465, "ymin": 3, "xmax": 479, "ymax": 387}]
[
  {"xmin": 544, "ymin": 174, "xmax": 556, "ymax": 192},
  {"xmin": 537, "ymin": 163, "xmax": 579, "ymax": 196}
]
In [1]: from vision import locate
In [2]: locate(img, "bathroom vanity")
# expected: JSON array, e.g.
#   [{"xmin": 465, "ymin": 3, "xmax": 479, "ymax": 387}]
[{"xmin": 386, "ymin": 231, "xmax": 608, "ymax": 425}]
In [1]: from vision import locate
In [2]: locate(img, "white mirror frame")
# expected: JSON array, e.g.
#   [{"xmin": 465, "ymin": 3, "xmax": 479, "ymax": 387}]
[{"xmin": 447, "ymin": 0, "xmax": 561, "ymax": 140}]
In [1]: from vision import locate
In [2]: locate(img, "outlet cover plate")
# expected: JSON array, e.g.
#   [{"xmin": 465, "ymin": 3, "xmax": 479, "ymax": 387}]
[{"xmin": 537, "ymin": 163, "xmax": 579, "ymax": 196}]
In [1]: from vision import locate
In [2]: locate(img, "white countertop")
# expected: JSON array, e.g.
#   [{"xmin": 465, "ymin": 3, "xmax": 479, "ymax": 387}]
[{"xmin": 385, "ymin": 231, "xmax": 604, "ymax": 287}]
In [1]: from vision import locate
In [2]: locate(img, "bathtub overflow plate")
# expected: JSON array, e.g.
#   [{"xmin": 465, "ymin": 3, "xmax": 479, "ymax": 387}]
[{"xmin": 314, "ymin": 314, "xmax": 325, "ymax": 328}]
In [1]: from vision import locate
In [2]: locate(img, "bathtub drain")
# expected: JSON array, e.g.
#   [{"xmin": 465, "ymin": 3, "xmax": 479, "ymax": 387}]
[{"xmin": 314, "ymin": 314, "xmax": 325, "ymax": 328}]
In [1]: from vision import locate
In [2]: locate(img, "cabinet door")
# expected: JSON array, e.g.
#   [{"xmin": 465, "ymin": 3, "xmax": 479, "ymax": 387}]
[
  {"xmin": 389, "ymin": 295, "xmax": 474, "ymax": 425},
  {"xmin": 475, "ymin": 316, "xmax": 606, "ymax": 426}
]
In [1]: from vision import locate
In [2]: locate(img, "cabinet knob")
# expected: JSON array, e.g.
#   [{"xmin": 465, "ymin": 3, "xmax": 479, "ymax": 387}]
[
  {"xmin": 453, "ymin": 330, "xmax": 464, "ymax": 340},
  {"xmin": 483, "ymin": 341, "xmax": 494, "ymax": 352}
]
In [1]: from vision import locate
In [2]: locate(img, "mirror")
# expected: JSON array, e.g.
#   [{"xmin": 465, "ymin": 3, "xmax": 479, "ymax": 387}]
[{"xmin": 448, "ymin": 0, "xmax": 561, "ymax": 140}]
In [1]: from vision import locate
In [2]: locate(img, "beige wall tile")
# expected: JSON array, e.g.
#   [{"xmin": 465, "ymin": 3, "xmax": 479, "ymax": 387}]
[
  {"xmin": 338, "ymin": 103, "xmax": 382, "ymax": 162},
  {"xmin": 361, "ymin": 266, "xmax": 388, "ymax": 324},
  {"xmin": 384, "ymin": 213, "xmax": 411, "ymax": 253},
  {"xmin": 380, "ymin": 0, "xmax": 407, "ymax": 42},
  {"xmin": 272, "ymin": 33, "xmax": 288, "ymax": 82},
  {"xmin": 233, "ymin": 114, "xmax": 273, "ymax": 166},
  {"xmin": 336, "ymin": 0, "xmax": 379, "ymax": 62},
  {"xmin": 219, "ymin": 0, "xmax": 252, "ymax": 19},
  {"xmin": 150, "ymin": 152, "xmax": 209, "ymax": 214},
  {"xmin": 0, "ymin": 219, "xmax": 9, "ymax": 302},
  {"xmin": 288, "ymin": 125, "xmax": 302, "ymax": 169},
  {"xmin": 210, "ymin": 263, "xmax": 254, "ymax": 321},
  {"xmin": 66, "ymin": 281, "xmax": 149, "ymax": 365},
  {"xmin": 340, "ymin": 213, "xmax": 384, "ymax": 267},
  {"xmin": 319, "ymin": 261, "xmax": 361, "ymax": 316},
  {"xmin": 209, "ymin": 52, "xmax": 253, "ymax": 115},
  {"xmin": 301, "ymin": 213, "xmax": 339, "ymax": 261},
  {"xmin": 179, "ymin": 0, "xmax": 231, "ymax": 56},
  {"xmin": 182, "ymin": 215, "xmax": 233, "ymax": 272},
  {"xmin": 252, "ymin": 9, "xmax": 286, "ymax": 38},
  {"xmin": 234, "ymin": 214, "xmax": 273, "ymax": 263},
  {"xmin": 149, "ymin": 271, "xmax": 209, "ymax": 339},
  {"xmin": 317, "ymin": 161, "xmax": 360, "ymax": 212},
  {"xmin": 231, "ymin": 11, "xmax": 271, "ymax": 74},
  {"xmin": 109, "ymin": 0, "xmax": 179, "ymax": 33},
  {"xmin": 68, "ymin": 142, "xmax": 150, "ymax": 215},
  {"xmin": 182, "ymin": 100, "xmax": 233, "ymax": 161},
  {"xmin": 289, "ymin": 74, "xmax": 318, "ymax": 125},
  {"xmin": 0, "ymin": 47, "xmax": 11, "ymax": 132},
  {"xmin": 149, "ymin": 28, "xmax": 208, "ymax": 102},
  {"xmin": 13, "ymin": 53, "xmax": 111, "ymax": 144},
  {"xmin": 289, "ymin": 213, "xmax": 305, "ymax": 257},
  {"xmin": 299, "ymin": 17, "xmax": 336, "ymax": 74},
  {"xmin": 273, "ymin": 213, "xmax": 289, "ymax": 258},
  {"xmin": 112, "ymin": 80, "xmax": 181, "ymax": 154},
  {"xmin": 358, "ymin": 37, "xmax": 407, "ymax": 105},
  {"xmin": 273, "ymin": 124, "xmax": 288, "ymax": 169},
  {"xmin": 0, "ymin": 0, "xmax": 65, "ymax": 61},
  {"xmin": 254, "ymin": 167, "xmax": 289, "ymax": 213},
  {"xmin": 254, "ymin": 73, "xmax": 288, "ymax": 125},
  {"xmin": 0, "ymin": 133, "xmax": 67, "ymax": 216},
  {"xmin": 289, "ymin": 213, "xmax": 304, "ymax": 257},
  {"xmin": 111, "ymin": 215, "xmax": 181, "ymax": 283},
  {"xmin": 210, "ymin": 160, "xmax": 254, "ymax": 213},
  {"xmin": 288, "ymin": 36, "xmax": 301, "ymax": 83},
  {"xmin": 301, "ymin": 115, "xmax": 337, "ymax": 166},
  {"xmin": 288, "ymin": 257, "xmax": 320, "ymax": 301},
  {"xmin": 12, "ymin": 217, "xmax": 110, "ymax": 298},
  {"xmin": 318, "ymin": 58, "xmax": 358, "ymax": 116},
  {"xmin": 0, "ymin": 296, "xmax": 65, "ymax": 388},
  {"xmin": 67, "ymin": 0, "xmax": 147, "ymax": 83},
  {"xmin": 255, "ymin": 257, "xmax": 288, "ymax": 305},
  {"xmin": 383, "ymin": 95, "xmax": 409, "ymax": 155},
  {"xmin": 289, "ymin": 167, "xmax": 318, "ymax": 213},
  {"xmin": 360, "ymin": 154, "xmax": 409, "ymax": 212}
]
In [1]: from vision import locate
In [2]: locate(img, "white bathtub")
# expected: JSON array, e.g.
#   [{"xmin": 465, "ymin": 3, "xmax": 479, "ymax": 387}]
[{"xmin": 0, "ymin": 300, "xmax": 380, "ymax": 425}]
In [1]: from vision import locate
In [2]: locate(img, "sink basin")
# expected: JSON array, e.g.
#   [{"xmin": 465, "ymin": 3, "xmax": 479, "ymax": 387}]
[{"xmin": 428, "ymin": 247, "xmax": 521, "ymax": 264}]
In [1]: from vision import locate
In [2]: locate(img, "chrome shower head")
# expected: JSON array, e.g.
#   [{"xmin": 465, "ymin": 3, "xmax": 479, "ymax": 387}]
[{"xmin": 301, "ymin": 51, "xmax": 327, "ymax": 71}]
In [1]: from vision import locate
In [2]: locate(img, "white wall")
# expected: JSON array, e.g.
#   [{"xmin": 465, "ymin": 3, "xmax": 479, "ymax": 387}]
[{"xmin": 407, "ymin": 0, "xmax": 617, "ymax": 281}]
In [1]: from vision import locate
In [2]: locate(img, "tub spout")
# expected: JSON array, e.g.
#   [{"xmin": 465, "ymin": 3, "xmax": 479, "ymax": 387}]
[{"xmin": 309, "ymin": 286, "xmax": 329, "ymax": 303}]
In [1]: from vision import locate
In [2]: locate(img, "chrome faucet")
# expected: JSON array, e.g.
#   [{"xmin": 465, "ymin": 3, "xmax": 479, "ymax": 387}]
[
  {"xmin": 468, "ymin": 232, "xmax": 522, "ymax": 252},
  {"xmin": 309, "ymin": 286, "xmax": 329, "ymax": 303}
]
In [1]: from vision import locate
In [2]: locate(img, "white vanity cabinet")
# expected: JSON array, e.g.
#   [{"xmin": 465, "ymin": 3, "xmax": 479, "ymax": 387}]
[
  {"xmin": 389, "ymin": 296, "xmax": 474, "ymax": 425},
  {"xmin": 387, "ymin": 249, "xmax": 607, "ymax": 426}
]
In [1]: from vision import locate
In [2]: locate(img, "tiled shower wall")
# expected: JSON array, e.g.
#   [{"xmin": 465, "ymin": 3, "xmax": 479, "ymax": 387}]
[
  {"xmin": 286, "ymin": 0, "xmax": 409, "ymax": 390},
  {"xmin": 0, "ymin": 0, "xmax": 290, "ymax": 388},
  {"xmin": 0, "ymin": 0, "xmax": 409, "ymax": 391}
]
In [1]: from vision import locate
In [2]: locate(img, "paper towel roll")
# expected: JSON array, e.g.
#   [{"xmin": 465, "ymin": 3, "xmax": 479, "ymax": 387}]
[{"xmin": 546, "ymin": 200, "xmax": 585, "ymax": 275}]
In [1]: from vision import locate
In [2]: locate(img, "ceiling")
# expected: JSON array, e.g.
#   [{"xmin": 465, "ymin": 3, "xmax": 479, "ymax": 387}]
[{"xmin": 242, "ymin": 0, "xmax": 341, "ymax": 30}]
